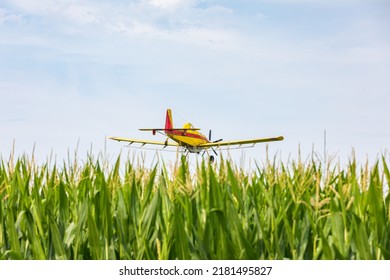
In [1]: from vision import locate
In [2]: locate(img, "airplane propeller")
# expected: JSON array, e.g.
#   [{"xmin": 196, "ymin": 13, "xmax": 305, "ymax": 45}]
[
  {"xmin": 208, "ymin": 129, "xmax": 223, "ymax": 143},
  {"xmin": 208, "ymin": 130, "xmax": 223, "ymax": 161}
]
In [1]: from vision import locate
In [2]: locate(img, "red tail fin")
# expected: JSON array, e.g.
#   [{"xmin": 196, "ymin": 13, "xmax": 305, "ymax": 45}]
[{"xmin": 165, "ymin": 109, "xmax": 173, "ymax": 132}]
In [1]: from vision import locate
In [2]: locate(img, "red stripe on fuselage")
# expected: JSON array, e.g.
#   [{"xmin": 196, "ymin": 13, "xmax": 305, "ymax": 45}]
[{"xmin": 167, "ymin": 130, "xmax": 208, "ymax": 141}]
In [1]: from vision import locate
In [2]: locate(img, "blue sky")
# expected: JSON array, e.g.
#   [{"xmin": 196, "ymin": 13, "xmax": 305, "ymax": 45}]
[{"xmin": 1, "ymin": 0, "xmax": 389, "ymax": 166}]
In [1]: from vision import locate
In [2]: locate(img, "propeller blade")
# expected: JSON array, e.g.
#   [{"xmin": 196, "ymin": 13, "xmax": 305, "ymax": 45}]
[
  {"xmin": 213, "ymin": 139, "xmax": 223, "ymax": 143},
  {"xmin": 209, "ymin": 130, "xmax": 212, "ymax": 141}
]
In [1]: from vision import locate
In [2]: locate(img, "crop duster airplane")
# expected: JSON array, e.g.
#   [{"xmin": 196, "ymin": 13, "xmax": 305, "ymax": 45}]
[{"xmin": 109, "ymin": 109, "xmax": 284, "ymax": 162}]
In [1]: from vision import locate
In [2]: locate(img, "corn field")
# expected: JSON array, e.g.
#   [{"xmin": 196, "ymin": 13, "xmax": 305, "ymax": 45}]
[{"xmin": 0, "ymin": 153, "xmax": 389, "ymax": 260}]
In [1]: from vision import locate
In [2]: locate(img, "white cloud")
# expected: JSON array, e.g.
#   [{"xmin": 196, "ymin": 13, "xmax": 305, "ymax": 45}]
[
  {"xmin": 257, "ymin": 0, "xmax": 367, "ymax": 3},
  {"xmin": 2, "ymin": 0, "xmax": 242, "ymax": 52},
  {"xmin": 0, "ymin": 8, "xmax": 22, "ymax": 24},
  {"xmin": 5, "ymin": 0, "xmax": 65, "ymax": 16},
  {"xmin": 149, "ymin": 0, "xmax": 194, "ymax": 10},
  {"xmin": 63, "ymin": 4, "xmax": 98, "ymax": 24}
]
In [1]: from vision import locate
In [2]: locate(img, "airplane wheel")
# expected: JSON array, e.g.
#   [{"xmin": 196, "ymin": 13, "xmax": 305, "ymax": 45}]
[{"xmin": 209, "ymin": 155, "xmax": 215, "ymax": 163}]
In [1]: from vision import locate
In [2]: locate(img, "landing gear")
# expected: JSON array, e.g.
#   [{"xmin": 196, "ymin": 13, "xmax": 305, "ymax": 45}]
[{"xmin": 209, "ymin": 155, "xmax": 215, "ymax": 163}]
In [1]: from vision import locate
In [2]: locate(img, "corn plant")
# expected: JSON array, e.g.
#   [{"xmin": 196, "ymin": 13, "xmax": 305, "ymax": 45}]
[{"xmin": 0, "ymin": 152, "xmax": 389, "ymax": 259}]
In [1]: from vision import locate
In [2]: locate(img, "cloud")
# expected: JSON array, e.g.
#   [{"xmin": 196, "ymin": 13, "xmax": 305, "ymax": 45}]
[
  {"xmin": 0, "ymin": 8, "xmax": 22, "ymax": 24},
  {"xmin": 149, "ymin": 0, "xmax": 195, "ymax": 10},
  {"xmin": 3, "ymin": 0, "xmax": 236, "ymax": 41},
  {"xmin": 4, "ymin": 0, "xmax": 101, "ymax": 25},
  {"xmin": 257, "ymin": 0, "xmax": 369, "ymax": 3},
  {"xmin": 62, "ymin": 4, "xmax": 98, "ymax": 24}
]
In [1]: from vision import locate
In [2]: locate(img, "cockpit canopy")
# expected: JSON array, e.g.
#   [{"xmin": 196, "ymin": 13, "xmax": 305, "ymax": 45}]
[{"xmin": 183, "ymin": 123, "xmax": 194, "ymax": 129}]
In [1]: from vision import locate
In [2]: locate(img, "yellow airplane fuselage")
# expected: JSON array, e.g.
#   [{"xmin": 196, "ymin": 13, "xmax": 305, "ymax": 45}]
[{"xmin": 167, "ymin": 123, "xmax": 209, "ymax": 149}]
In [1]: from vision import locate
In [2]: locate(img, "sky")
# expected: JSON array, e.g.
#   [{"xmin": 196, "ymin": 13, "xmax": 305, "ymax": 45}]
[{"xmin": 1, "ymin": 0, "xmax": 389, "ymax": 167}]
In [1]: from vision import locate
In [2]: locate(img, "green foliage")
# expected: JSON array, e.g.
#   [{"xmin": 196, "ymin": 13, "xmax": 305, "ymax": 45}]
[{"xmin": 0, "ymin": 153, "xmax": 389, "ymax": 259}]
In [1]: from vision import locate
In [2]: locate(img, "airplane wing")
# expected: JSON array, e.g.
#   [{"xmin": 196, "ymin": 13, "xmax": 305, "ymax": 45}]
[
  {"xmin": 199, "ymin": 136, "xmax": 284, "ymax": 148},
  {"xmin": 109, "ymin": 137, "xmax": 178, "ymax": 147}
]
